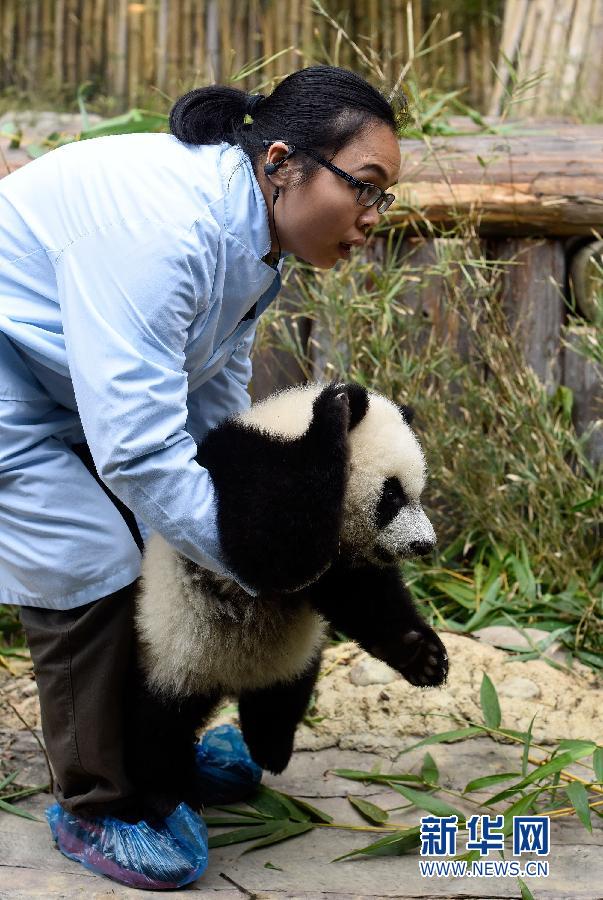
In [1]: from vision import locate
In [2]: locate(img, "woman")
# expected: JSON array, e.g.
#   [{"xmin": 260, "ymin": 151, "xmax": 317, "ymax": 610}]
[{"xmin": 0, "ymin": 65, "xmax": 404, "ymax": 886}]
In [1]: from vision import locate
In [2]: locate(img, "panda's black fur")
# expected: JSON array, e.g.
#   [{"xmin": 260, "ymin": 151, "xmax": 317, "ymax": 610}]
[{"xmin": 118, "ymin": 381, "xmax": 448, "ymax": 824}]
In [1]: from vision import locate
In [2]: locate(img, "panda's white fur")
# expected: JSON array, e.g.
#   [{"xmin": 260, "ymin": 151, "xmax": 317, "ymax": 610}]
[
  {"xmin": 135, "ymin": 382, "xmax": 435, "ymax": 701},
  {"xmin": 137, "ymin": 540, "xmax": 326, "ymax": 698}
]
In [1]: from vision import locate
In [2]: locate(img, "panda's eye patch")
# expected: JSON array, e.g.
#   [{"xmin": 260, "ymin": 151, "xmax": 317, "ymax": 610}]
[{"xmin": 376, "ymin": 476, "xmax": 409, "ymax": 528}]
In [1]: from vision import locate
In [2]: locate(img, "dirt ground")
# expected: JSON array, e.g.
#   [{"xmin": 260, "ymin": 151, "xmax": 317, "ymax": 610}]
[{"xmin": 2, "ymin": 628, "xmax": 601, "ymax": 756}]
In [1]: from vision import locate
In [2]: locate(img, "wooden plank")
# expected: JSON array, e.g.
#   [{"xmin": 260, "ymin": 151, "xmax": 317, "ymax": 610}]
[{"xmin": 490, "ymin": 238, "xmax": 565, "ymax": 391}]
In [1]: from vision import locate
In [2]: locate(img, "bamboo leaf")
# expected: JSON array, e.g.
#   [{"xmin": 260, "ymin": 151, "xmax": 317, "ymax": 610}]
[
  {"xmin": 246, "ymin": 785, "xmax": 306, "ymax": 821},
  {"xmin": 208, "ymin": 819, "xmax": 287, "ymax": 849},
  {"xmin": 480, "ymin": 672, "xmax": 501, "ymax": 728},
  {"xmin": 211, "ymin": 804, "xmax": 266, "ymax": 819},
  {"xmin": 204, "ymin": 815, "xmax": 267, "ymax": 827},
  {"xmin": 287, "ymin": 796, "xmax": 333, "ymax": 824},
  {"xmin": 331, "ymin": 768, "xmax": 422, "ymax": 784},
  {"xmin": 564, "ymin": 782, "xmax": 592, "ymax": 833},
  {"xmin": 502, "ymin": 791, "xmax": 542, "ymax": 836},
  {"xmin": 0, "ymin": 770, "xmax": 20, "ymax": 791},
  {"xmin": 518, "ymin": 877, "xmax": 536, "ymax": 900},
  {"xmin": 421, "ymin": 752, "xmax": 439, "ymax": 785},
  {"xmin": 348, "ymin": 795, "xmax": 389, "ymax": 825},
  {"xmin": 464, "ymin": 772, "xmax": 520, "ymax": 793},
  {"xmin": 556, "ymin": 740, "xmax": 596, "ymax": 757},
  {"xmin": 333, "ymin": 826, "xmax": 421, "ymax": 861},
  {"xmin": 522, "ymin": 715, "xmax": 537, "ymax": 778},
  {"xmin": 242, "ymin": 821, "xmax": 313, "ymax": 853},
  {"xmin": 593, "ymin": 747, "xmax": 603, "ymax": 783},
  {"xmin": 392, "ymin": 785, "xmax": 462, "ymax": 818},
  {"xmin": 0, "ymin": 798, "xmax": 41, "ymax": 821},
  {"xmin": 396, "ymin": 727, "xmax": 482, "ymax": 755}
]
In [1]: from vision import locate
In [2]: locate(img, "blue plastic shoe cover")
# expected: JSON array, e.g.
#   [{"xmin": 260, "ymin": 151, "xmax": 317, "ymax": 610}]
[
  {"xmin": 46, "ymin": 801, "xmax": 208, "ymax": 890},
  {"xmin": 194, "ymin": 724, "xmax": 263, "ymax": 805}
]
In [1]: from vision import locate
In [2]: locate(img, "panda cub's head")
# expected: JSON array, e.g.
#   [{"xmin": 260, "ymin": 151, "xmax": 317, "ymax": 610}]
[{"xmin": 238, "ymin": 381, "xmax": 436, "ymax": 568}]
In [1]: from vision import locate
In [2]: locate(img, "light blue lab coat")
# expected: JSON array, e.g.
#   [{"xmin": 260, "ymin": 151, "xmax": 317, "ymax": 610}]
[{"xmin": 0, "ymin": 133, "xmax": 287, "ymax": 608}]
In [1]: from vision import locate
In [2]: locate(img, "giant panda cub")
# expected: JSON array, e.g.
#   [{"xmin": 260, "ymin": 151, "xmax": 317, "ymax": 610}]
[{"xmin": 125, "ymin": 381, "xmax": 448, "ymax": 822}]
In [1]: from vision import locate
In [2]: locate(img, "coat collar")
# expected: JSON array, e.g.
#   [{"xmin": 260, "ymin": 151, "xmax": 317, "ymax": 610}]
[{"xmin": 218, "ymin": 143, "xmax": 289, "ymax": 273}]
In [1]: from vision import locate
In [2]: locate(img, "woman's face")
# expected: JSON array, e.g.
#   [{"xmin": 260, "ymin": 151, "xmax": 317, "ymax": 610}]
[{"xmin": 260, "ymin": 122, "xmax": 402, "ymax": 269}]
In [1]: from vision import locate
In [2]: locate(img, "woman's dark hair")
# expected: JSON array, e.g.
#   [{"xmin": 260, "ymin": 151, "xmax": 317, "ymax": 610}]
[{"xmin": 169, "ymin": 65, "xmax": 408, "ymax": 184}]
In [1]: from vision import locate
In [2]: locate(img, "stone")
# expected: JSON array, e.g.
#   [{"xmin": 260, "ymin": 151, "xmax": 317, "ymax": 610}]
[
  {"xmin": 498, "ymin": 675, "xmax": 542, "ymax": 699},
  {"xmin": 348, "ymin": 657, "xmax": 399, "ymax": 686}
]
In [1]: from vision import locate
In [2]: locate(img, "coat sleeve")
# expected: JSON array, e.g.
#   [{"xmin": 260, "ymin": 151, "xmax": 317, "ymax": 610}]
[
  {"xmin": 185, "ymin": 324, "xmax": 256, "ymax": 445},
  {"xmin": 54, "ymin": 216, "xmax": 259, "ymax": 595}
]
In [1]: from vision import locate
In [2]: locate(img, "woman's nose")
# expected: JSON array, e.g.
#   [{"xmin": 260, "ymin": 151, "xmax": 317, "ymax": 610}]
[{"xmin": 357, "ymin": 204, "xmax": 381, "ymax": 228}]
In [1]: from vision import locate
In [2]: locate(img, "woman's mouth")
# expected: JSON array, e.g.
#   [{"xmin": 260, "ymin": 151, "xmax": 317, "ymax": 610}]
[{"xmin": 339, "ymin": 242, "xmax": 352, "ymax": 259}]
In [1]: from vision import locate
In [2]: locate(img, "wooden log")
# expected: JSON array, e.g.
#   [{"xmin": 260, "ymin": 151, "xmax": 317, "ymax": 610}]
[
  {"xmin": 391, "ymin": 124, "xmax": 603, "ymax": 237},
  {"xmin": 569, "ymin": 239, "xmax": 603, "ymax": 325}
]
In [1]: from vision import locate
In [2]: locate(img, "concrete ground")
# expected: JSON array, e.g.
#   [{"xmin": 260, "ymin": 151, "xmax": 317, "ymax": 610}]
[{"xmin": 1, "ymin": 729, "xmax": 601, "ymax": 899}]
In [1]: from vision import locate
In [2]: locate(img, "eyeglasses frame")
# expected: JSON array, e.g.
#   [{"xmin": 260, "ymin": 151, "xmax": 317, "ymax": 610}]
[{"xmin": 262, "ymin": 140, "xmax": 396, "ymax": 214}]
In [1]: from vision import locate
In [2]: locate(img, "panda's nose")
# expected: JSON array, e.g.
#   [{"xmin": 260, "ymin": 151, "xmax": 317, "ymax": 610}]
[{"xmin": 408, "ymin": 540, "xmax": 434, "ymax": 557}]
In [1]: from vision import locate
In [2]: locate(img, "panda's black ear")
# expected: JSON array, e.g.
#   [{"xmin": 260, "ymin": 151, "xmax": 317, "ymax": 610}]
[
  {"xmin": 342, "ymin": 382, "xmax": 369, "ymax": 430},
  {"xmin": 398, "ymin": 403, "xmax": 415, "ymax": 425}
]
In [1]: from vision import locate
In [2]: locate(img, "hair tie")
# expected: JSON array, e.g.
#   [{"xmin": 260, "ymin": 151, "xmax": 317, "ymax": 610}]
[{"xmin": 244, "ymin": 93, "xmax": 265, "ymax": 117}]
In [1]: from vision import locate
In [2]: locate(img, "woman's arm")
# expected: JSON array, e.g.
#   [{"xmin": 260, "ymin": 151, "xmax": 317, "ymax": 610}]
[{"xmin": 55, "ymin": 215, "xmax": 259, "ymax": 593}]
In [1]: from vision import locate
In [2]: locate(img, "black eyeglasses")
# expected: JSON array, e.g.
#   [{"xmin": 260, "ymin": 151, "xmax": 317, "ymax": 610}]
[{"xmin": 262, "ymin": 140, "xmax": 396, "ymax": 214}]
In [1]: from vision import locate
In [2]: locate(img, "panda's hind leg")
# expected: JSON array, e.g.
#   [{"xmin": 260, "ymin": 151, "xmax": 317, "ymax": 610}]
[
  {"xmin": 125, "ymin": 676, "xmax": 221, "ymax": 820},
  {"xmin": 237, "ymin": 654, "xmax": 321, "ymax": 775}
]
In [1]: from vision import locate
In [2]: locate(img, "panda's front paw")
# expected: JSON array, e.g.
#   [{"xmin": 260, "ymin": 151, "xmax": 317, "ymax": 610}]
[{"xmin": 373, "ymin": 625, "xmax": 448, "ymax": 687}]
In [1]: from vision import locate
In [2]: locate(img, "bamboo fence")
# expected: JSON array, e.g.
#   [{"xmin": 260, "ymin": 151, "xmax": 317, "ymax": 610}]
[
  {"xmin": 489, "ymin": 0, "xmax": 603, "ymax": 115},
  {"xmin": 0, "ymin": 0, "xmax": 503, "ymax": 110},
  {"xmin": 1, "ymin": 1, "xmax": 601, "ymax": 115}
]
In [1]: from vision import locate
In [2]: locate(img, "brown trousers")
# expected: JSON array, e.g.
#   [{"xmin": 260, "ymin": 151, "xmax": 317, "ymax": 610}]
[{"xmin": 19, "ymin": 442, "xmax": 145, "ymax": 820}]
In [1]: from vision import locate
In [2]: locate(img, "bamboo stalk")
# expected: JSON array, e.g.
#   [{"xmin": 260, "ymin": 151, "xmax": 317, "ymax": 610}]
[
  {"xmin": 220, "ymin": 0, "xmax": 232, "ymax": 81},
  {"xmin": 92, "ymin": 0, "xmax": 106, "ymax": 83},
  {"xmin": 301, "ymin": 0, "xmax": 312, "ymax": 66},
  {"xmin": 142, "ymin": 0, "xmax": 155, "ymax": 87},
  {"xmin": 105, "ymin": 0, "xmax": 114, "ymax": 96},
  {"xmin": 166, "ymin": 0, "xmax": 179, "ymax": 94},
  {"xmin": 64, "ymin": 0, "xmax": 77, "ymax": 88},
  {"xmin": 15, "ymin": 0, "xmax": 27, "ymax": 89},
  {"xmin": 382, "ymin": 0, "xmax": 392, "ymax": 87},
  {"xmin": 545, "ymin": 0, "xmax": 575, "ymax": 113},
  {"xmin": 114, "ymin": 0, "xmax": 128, "ymax": 102},
  {"xmin": 520, "ymin": 0, "xmax": 550, "ymax": 116},
  {"xmin": 206, "ymin": 0, "xmax": 219, "ymax": 85},
  {"xmin": 26, "ymin": 0, "xmax": 40, "ymax": 93},
  {"xmin": 393, "ymin": 0, "xmax": 404, "ymax": 74},
  {"xmin": 560, "ymin": 0, "xmax": 593, "ymax": 108},
  {"xmin": 488, "ymin": 0, "xmax": 529, "ymax": 116},
  {"xmin": 53, "ymin": 0, "xmax": 65, "ymax": 88},
  {"xmin": 40, "ymin": 0, "xmax": 53, "ymax": 90},
  {"xmin": 128, "ymin": 0, "xmax": 143, "ymax": 104},
  {"xmin": 261, "ymin": 0, "xmax": 273, "ymax": 83},
  {"xmin": 156, "ymin": 0, "xmax": 169, "ymax": 93},
  {"xmin": 233, "ymin": 0, "xmax": 246, "ymax": 79},
  {"xmin": 514, "ymin": 0, "xmax": 538, "ymax": 97},
  {"xmin": 584, "ymin": 0, "xmax": 603, "ymax": 108},
  {"xmin": 80, "ymin": 0, "xmax": 94, "ymax": 89},
  {"xmin": 180, "ymin": 0, "xmax": 191, "ymax": 86},
  {"xmin": 454, "ymin": 5, "xmax": 467, "ymax": 93},
  {"xmin": 192, "ymin": 0, "xmax": 205, "ymax": 83}
]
